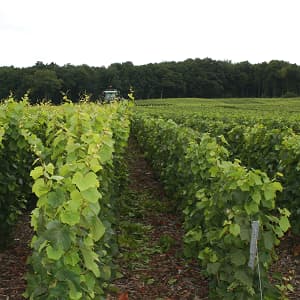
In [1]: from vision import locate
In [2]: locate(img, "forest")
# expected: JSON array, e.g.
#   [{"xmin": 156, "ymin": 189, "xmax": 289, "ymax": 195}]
[{"xmin": 1, "ymin": 58, "xmax": 300, "ymax": 103}]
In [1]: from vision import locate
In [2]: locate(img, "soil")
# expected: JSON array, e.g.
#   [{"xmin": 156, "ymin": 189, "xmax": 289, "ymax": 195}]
[
  {"xmin": 0, "ymin": 213, "xmax": 32, "ymax": 300},
  {"xmin": 270, "ymin": 233, "xmax": 300, "ymax": 299},
  {"xmin": 107, "ymin": 137, "xmax": 209, "ymax": 299},
  {"xmin": 0, "ymin": 137, "xmax": 300, "ymax": 299}
]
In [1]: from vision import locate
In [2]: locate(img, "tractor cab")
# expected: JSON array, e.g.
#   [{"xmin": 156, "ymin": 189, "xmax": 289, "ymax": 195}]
[{"xmin": 102, "ymin": 89, "xmax": 120, "ymax": 103}]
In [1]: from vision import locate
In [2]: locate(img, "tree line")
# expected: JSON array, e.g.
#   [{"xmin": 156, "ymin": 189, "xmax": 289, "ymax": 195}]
[{"xmin": 1, "ymin": 58, "xmax": 300, "ymax": 103}]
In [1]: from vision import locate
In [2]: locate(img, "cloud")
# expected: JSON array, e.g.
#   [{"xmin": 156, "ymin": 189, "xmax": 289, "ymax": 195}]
[{"xmin": 0, "ymin": 0, "xmax": 300, "ymax": 67}]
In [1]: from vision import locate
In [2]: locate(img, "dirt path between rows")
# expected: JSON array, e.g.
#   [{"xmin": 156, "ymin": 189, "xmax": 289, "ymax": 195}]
[
  {"xmin": 108, "ymin": 137, "xmax": 209, "ymax": 299},
  {"xmin": 0, "ymin": 213, "xmax": 32, "ymax": 299}
]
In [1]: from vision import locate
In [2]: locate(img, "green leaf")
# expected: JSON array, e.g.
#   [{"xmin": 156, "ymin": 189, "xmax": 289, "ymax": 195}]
[
  {"xmin": 207, "ymin": 262, "xmax": 221, "ymax": 274},
  {"xmin": 72, "ymin": 172, "xmax": 83, "ymax": 188},
  {"xmin": 64, "ymin": 251, "xmax": 80, "ymax": 266},
  {"xmin": 38, "ymin": 240, "xmax": 48, "ymax": 252},
  {"xmin": 230, "ymin": 250, "xmax": 246, "ymax": 266},
  {"xmin": 262, "ymin": 184, "xmax": 276, "ymax": 208},
  {"xmin": 210, "ymin": 252, "xmax": 218, "ymax": 263},
  {"xmin": 61, "ymin": 210, "xmax": 80, "ymax": 226},
  {"xmin": 244, "ymin": 201, "xmax": 259, "ymax": 214},
  {"xmin": 89, "ymin": 158, "xmax": 102, "ymax": 173},
  {"xmin": 146, "ymin": 278, "xmax": 155, "ymax": 285},
  {"xmin": 263, "ymin": 182, "xmax": 281, "ymax": 202},
  {"xmin": 101, "ymin": 265, "xmax": 111, "ymax": 281},
  {"xmin": 278, "ymin": 207, "xmax": 291, "ymax": 217},
  {"xmin": 50, "ymin": 175, "xmax": 64, "ymax": 181},
  {"xmin": 68, "ymin": 190, "xmax": 83, "ymax": 211},
  {"xmin": 72, "ymin": 172, "xmax": 99, "ymax": 191},
  {"xmin": 69, "ymin": 282, "xmax": 82, "ymax": 300},
  {"xmin": 184, "ymin": 229, "xmax": 202, "ymax": 243},
  {"xmin": 195, "ymin": 189, "xmax": 205, "ymax": 200},
  {"xmin": 263, "ymin": 186, "xmax": 274, "ymax": 201},
  {"xmin": 279, "ymin": 216, "xmax": 290, "ymax": 232},
  {"xmin": 31, "ymin": 208, "xmax": 39, "ymax": 231},
  {"xmin": 81, "ymin": 187, "xmax": 101, "ymax": 203},
  {"xmin": 232, "ymin": 190, "xmax": 249, "ymax": 202},
  {"xmin": 48, "ymin": 189, "xmax": 66, "ymax": 208},
  {"xmin": 240, "ymin": 225, "xmax": 250, "ymax": 241},
  {"xmin": 249, "ymin": 172, "xmax": 262, "ymax": 185},
  {"xmin": 209, "ymin": 166, "xmax": 218, "ymax": 177},
  {"xmin": 46, "ymin": 245, "xmax": 64, "ymax": 260},
  {"xmin": 80, "ymin": 272, "xmax": 96, "ymax": 292},
  {"xmin": 272, "ymin": 181, "xmax": 283, "ymax": 192},
  {"xmin": 240, "ymin": 182, "xmax": 250, "ymax": 191},
  {"xmin": 234, "ymin": 270, "xmax": 253, "ymax": 287},
  {"xmin": 32, "ymin": 178, "xmax": 50, "ymax": 197},
  {"xmin": 45, "ymin": 163, "xmax": 55, "ymax": 175},
  {"xmin": 81, "ymin": 247, "xmax": 100, "ymax": 277},
  {"xmin": 251, "ymin": 190, "xmax": 261, "ymax": 204},
  {"xmin": 30, "ymin": 166, "xmax": 44, "ymax": 180},
  {"xmin": 45, "ymin": 221, "xmax": 72, "ymax": 250},
  {"xmin": 90, "ymin": 217, "xmax": 105, "ymax": 241},
  {"xmin": 48, "ymin": 285, "xmax": 67, "ymax": 297},
  {"xmin": 229, "ymin": 223, "xmax": 240, "ymax": 236},
  {"xmin": 273, "ymin": 225, "xmax": 284, "ymax": 238},
  {"xmin": 99, "ymin": 144, "xmax": 113, "ymax": 163},
  {"xmin": 263, "ymin": 231, "xmax": 274, "ymax": 250},
  {"xmin": 89, "ymin": 202, "xmax": 101, "ymax": 216}
]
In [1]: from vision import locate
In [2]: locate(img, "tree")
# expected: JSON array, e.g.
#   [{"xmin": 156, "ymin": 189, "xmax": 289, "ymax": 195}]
[
  {"xmin": 29, "ymin": 69, "xmax": 62, "ymax": 103},
  {"xmin": 1, "ymin": 58, "xmax": 300, "ymax": 102}
]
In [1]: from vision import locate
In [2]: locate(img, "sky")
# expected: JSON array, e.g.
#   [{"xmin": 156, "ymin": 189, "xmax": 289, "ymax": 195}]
[{"xmin": 0, "ymin": 0, "xmax": 299, "ymax": 68}]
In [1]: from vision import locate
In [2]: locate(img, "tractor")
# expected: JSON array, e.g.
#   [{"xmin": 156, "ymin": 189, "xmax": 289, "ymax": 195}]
[{"xmin": 102, "ymin": 88, "xmax": 121, "ymax": 103}]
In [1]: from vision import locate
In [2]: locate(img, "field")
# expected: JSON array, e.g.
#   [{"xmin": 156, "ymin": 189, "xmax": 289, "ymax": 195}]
[
  {"xmin": 0, "ymin": 97, "xmax": 300, "ymax": 299},
  {"xmin": 136, "ymin": 97, "xmax": 300, "ymax": 111}
]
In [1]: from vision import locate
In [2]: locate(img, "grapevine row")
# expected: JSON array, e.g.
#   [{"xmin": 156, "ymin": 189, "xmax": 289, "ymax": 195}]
[
  {"xmin": 150, "ymin": 111, "xmax": 300, "ymax": 234},
  {"xmin": 132, "ymin": 114, "xmax": 289, "ymax": 299},
  {"xmin": 0, "ymin": 98, "xmax": 131, "ymax": 299}
]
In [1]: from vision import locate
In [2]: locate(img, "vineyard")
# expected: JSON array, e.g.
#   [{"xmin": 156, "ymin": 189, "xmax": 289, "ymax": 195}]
[
  {"xmin": 0, "ymin": 97, "xmax": 300, "ymax": 299},
  {"xmin": 0, "ymin": 97, "xmax": 131, "ymax": 299}
]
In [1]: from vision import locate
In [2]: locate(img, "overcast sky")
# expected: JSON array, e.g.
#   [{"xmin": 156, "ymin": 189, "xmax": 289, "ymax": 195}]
[{"xmin": 1, "ymin": 0, "xmax": 299, "ymax": 68}]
